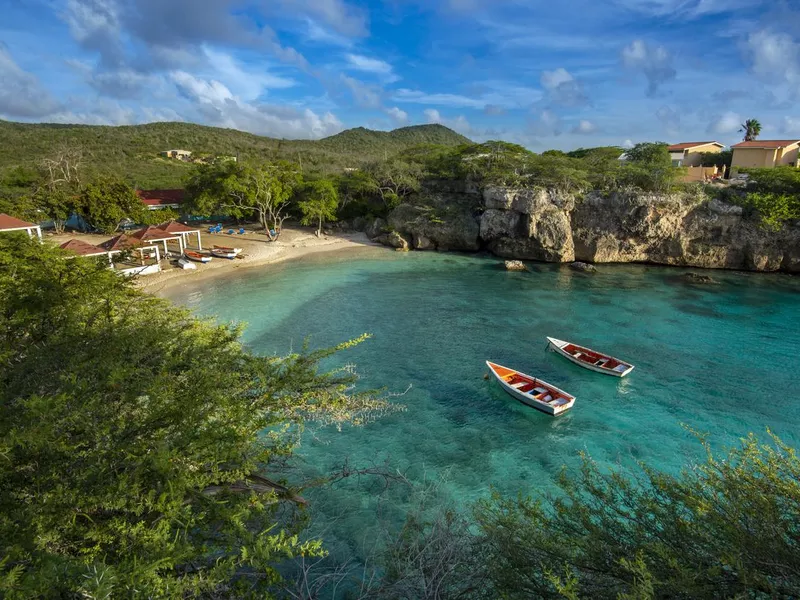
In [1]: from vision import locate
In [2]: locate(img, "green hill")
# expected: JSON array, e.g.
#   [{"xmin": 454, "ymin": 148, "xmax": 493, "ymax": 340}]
[{"xmin": 0, "ymin": 120, "xmax": 471, "ymax": 188}]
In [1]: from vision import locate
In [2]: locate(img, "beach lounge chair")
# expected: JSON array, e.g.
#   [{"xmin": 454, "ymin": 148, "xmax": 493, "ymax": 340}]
[
  {"xmin": 227, "ymin": 229, "xmax": 235, "ymax": 235},
  {"xmin": 238, "ymin": 228, "xmax": 246, "ymax": 235}
]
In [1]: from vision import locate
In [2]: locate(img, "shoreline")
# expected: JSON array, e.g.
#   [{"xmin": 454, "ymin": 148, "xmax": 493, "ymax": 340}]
[{"xmin": 49, "ymin": 226, "xmax": 390, "ymax": 297}]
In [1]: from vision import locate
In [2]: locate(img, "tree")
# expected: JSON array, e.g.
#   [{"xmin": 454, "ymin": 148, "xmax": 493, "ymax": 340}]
[
  {"xmin": 77, "ymin": 177, "xmax": 146, "ymax": 233},
  {"xmin": 475, "ymin": 432, "xmax": 800, "ymax": 599},
  {"xmin": 740, "ymin": 118, "xmax": 762, "ymax": 142},
  {"xmin": 300, "ymin": 179, "xmax": 339, "ymax": 236},
  {"xmin": 619, "ymin": 142, "xmax": 680, "ymax": 193},
  {"xmin": 186, "ymin": 161, "xmax": 302, "ymax": 240},
  {"xmin": 34, "ymin": 147, "xmax": 84, "ymax": 233},
  {"xmin": 365, "ymin": 159, "xmax": 423, "ymax": 209},
  {"xmin": 0, "ymin": 237, "xmax": 393, "ymax": 597}
]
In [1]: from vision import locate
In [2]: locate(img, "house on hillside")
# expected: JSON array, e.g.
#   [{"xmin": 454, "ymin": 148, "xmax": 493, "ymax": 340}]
[
  {"xmin": 160, "ymin": 149, "xmax": 193, "ymax": 160},
  {"xmin": 136, "ymin": 189, "xmax": 185, "ymax": 211},
  {"xmin": 731, "ymin": 140, "xmax": 800, "ymax": 169},
  {"xmin": 668, "ymin": 142, "xmax": 724, "ymax": 167}
]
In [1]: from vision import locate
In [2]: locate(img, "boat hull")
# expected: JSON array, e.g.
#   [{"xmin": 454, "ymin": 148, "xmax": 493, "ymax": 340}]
[
  {"xmin": 486, "ymin": 361, "xmax": 575, "ymax": 416},
  {"xmin": 210, "ymin": 250, "xmax": 237, "ymax": 259},
  {"xmin": 184, "ymin": 252, "xmax": 211, "ymax": 263},
  {"xmin": 547, "ymin": 337, "xmax": 634, "ymax": 377}
]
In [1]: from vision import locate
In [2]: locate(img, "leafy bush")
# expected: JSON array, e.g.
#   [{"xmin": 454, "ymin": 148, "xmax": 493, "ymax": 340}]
[{"xmin": 741, "ymin": 192, "xmax": 799, "ymax": 230}]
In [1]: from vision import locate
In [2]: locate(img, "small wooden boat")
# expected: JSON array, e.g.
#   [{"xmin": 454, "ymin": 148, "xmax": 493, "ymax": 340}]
[
  {"xmin": 184, "ymin": 250, "xmax": 212, "ymax": 263},
  {"xmin": 486, "ymin": 361, "xmax": 575, "ymax": 416},
  {"xmin": 547, "ymin": 337, "xmax": 634, "ymax": 377},
  {"xmin": 177, "ymin": 258, "xmax": 196, "ymax": 270},
  {"xmin": 211, "ymin": 245, "xmax": 242, "ymax": 259}
]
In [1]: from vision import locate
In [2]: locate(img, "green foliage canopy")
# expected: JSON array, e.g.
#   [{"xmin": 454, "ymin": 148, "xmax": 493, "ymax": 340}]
[
  {"xmin": 0, "ymin": 236, "xmax": 390, "ymax": 597},
  {"xmin": 77, "ymin": 177, "xmax": 146, "ymax": 233},
  {"xmin": 299, "ymin": 179, "xmax": 339, "ymax": 235}
]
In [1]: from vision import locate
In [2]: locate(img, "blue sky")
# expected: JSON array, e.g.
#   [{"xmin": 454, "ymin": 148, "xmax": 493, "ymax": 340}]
[{"xmin": 1, "ymin": 0, "xmax": 798, "ymax": 150}]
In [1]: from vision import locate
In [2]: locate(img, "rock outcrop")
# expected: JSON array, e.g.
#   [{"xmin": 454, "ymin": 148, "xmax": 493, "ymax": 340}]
[
  {"xmin": 504, "ymin": 260, "xmax": 527, "ymax": 271},
  {"xmin": 569, "ymin": 261, "xmax": 597, "ymax": 273},
  {"xmin": 364, "ymin": 183, "xmax": 800, "ymax": 273}
]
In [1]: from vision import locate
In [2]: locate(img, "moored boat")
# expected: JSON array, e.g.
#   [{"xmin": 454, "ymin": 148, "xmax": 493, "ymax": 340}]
[
  {"xmin": 184, "ymin": 250, "xmax": 212, "ymax": 263},
  {"xmin": 486, "ymin": 361, "xmax": 575, "ymax": 416},
  {"xmin": 211, "ymin": 245, "xmax": 242, "ymax": 259},
  {"xmin": 547, "ymin": 337, "xmax": 634, "ymax": 377},
  {"xmin": 177, "ymin": 258, "xmax": 197, "ymax": 270}
]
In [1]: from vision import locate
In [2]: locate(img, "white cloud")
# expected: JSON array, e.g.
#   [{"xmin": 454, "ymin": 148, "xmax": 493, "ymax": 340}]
[
  {"xmin": 540, "ymin": 68, "xmax": 587, "ymax": 107},
  {"xmin": 424, "ymin": 108, "xmax": 442, "ymax": 123},
  {"xmin": 623, "ymin": 139, "xmax": 635, "ymax": 149},
  {"xmin": 572, "ymin": 120, "xmax": 597, "ymax": 134},
  {"xmin": 171, "ymin": 70, "xmax": 342, "ymax": 138},
  {"xmin": 386, "ymin": 106, "xmax": 408, "ymax": 126},
  {"xmin": 277, "ymin": 0, "xmax": 367, "ymax": 37},
  {"xmin": 621, "ymin": 39, "xmax": 676, "ymax": 96},
  {"xmin": 395, "ymin": 89, "xmax": 488, "ymax": 109},
  {"xmin": 204, "ymin": 47, "xmax": 294, "ymax": 100},
  {"xmin": 707, "ymin": 111, "xmax": 742, "ymax": 134},
  {"xmin": 345, "ymin": 53, "xmax": 397, "ymax": 80},
  {"xmin": 0, "ymin": 44, "xmax": 61, "ymax": 118},
  {"xmin": 745, "ymin": 30, "xmax": 800, "ymax": 89}
]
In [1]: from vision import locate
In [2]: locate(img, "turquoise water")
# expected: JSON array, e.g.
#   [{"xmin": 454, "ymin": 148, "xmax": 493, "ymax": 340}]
[{"xmin": 166, "ymin": 249, "xmax": 800, "ymax": 559}]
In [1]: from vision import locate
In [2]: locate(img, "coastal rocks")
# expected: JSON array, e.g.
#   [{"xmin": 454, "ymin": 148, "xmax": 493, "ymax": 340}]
[
  {"xmin": 375, "ymin": 181, "xmax": 800, "ymax": 273},
  {"xmin": 365, "ymin": 218, "xmax": 387, "ymax": 240},
  {"xmin": 374, "ymin": 230, "xmax": 410, "ymax": 250},
  {"xmin": 504, "ymin": 260, "xmax": 527, "ymax": 271},
  {"xmin": 683, "ymin": 272, "xmax": 717, "ymax": 284},
  {"xmin": 481, "ymin": 188, "xmax": 575, "ymax": 262},
  {"xmin": 569, "ymin": 261, "xmax": 597, "ymax": 273},
  {"xmin": 385, "ymin": 202, "xmax": 480, "ymax": 251}
]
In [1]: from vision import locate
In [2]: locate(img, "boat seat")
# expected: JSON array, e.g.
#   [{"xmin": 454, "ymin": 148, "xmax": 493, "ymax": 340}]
[{"xmin": 511, "ymin": 382, "xmax": 528, "ymax": 389}]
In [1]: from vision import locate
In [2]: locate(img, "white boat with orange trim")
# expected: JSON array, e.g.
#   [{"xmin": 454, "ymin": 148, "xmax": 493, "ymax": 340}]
[
  {"xmin": 547, "ymin": 337, "xmax": 634, "ymax": 377},
  {"xmin": 486, "ymin": 361, "xmax": 575, "ymax": 416},
  {"xmin": 211, "ymin": 245, "xmax": 242, "ymax": 259},
  {"xmin": 184, "ymin": 250, "xmax": 212, "ymax": 263}
]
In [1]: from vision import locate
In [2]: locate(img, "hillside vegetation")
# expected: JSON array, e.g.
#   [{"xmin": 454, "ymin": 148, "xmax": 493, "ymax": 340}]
[{"xmin": 0, "ymin": 120, "xmax": 470, "ymax": 189}]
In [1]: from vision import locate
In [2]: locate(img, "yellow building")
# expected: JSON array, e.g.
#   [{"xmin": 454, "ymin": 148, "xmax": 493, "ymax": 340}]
[
  {"xmin": 730, "ymin": 140, "xmax": 800, "ymax": 169},
  {"xmin": 667, "ymin": 141, "xmax": 724, "ymax": 167}
]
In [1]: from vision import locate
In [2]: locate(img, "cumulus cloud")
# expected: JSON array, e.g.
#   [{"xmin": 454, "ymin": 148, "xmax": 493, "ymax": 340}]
[
  {"xmin": 386, "ymin": 106, "xmax": 408, "ymax": 125},
  {"xmin": 623, "ymin": 139, "xmax": 635, "ymax": 149},
  {"xmin": 621, "ymin": 39, "xmax": 676, "ymax": 96},
  {"xmin": 424, "ymin": 108, "xmax": 442, "ymax": 123},
  {"xmin": 745, "ymin": 30, "xmax": 800, "ymax": 89},
  {"xmin": 0, "ymin": 44, "xmax": 61, "ymax": 118},
  {"xmin": 707, "ymin": 111, "xmax": 742, "ymax": 134},
  {"xmin": 540, "ymin": 68, "xmax": 587, "ymax": 106},
  {"xmin": 171, "ymin": 71, "xmax": 342, "ymax": 138},
  {"xmin": 572, "ymin": 120, "xmax": 597, "ymax": 134}
]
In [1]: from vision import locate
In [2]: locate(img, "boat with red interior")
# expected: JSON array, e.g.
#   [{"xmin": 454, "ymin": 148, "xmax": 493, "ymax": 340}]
[
  {"xmin": 184, "ymin": 250, "xmax": 212, "ymax": 263},
  {"xmin": 547, "ymin": 337, "xmax": 634, "ymax": 377},
  {"xmin": 486, "ymin": 361, "xmax": 575, "ymax": 416}
]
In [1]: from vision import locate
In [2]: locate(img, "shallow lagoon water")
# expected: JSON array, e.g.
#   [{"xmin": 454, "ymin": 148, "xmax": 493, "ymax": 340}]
[{"xmin": 166, "ymin": 249, "xmax": 800, "ymax": 558}]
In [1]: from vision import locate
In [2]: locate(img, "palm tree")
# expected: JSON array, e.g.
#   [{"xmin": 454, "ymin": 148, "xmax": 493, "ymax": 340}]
[{"xmin": 740, "ymin": 119, "xmax": 762, "ymax": 142}]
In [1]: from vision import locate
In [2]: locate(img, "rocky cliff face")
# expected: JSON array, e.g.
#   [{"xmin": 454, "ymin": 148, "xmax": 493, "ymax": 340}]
[{"xmin": 367, "ymin": 184, "xmax": 800, "ymax": 273}]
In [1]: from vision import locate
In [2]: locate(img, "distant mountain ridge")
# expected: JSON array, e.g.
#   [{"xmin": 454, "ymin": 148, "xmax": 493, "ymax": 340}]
[{"xmin": 0, "ymin": 120, "xmax": 471, "ymax": 188}]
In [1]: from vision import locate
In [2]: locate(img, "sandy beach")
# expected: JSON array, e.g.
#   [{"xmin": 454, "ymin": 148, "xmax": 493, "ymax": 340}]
[{"xmin": 50, "ymin": 225, "xmax": 386, "ymax": 296}]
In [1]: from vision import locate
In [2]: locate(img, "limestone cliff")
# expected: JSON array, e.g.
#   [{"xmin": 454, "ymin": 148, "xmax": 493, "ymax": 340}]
[{"xmin": 366, "ymin": 184, "xmax": 800, "ymax": 273}]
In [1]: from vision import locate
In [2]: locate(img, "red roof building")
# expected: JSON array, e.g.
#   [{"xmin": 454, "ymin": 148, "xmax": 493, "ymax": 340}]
[
  {"xmin": 130, "ymin": 226, "xmax": 185, "ymax": 254},
  {"xmin": 59, "ymin": 239, "xmax": 108, "ymax": 256},
  {"xmin": 667, "ymin": 141, "xmax": 723, "ymax": 152},
  {"xmin": 0, "ymin": 213, "xmax": 42, "ymax": 239},
  {"xmin": 101, "ymin": 233, "xmax": 145, "ymax": 252},
  {"xmin": 158, "ymin": 220, "xmax": 203, "ymax": 249},
  {"xmin": 667, "ymin": 141, "xmax": 724, "ymax": 167},
  {"xmin": 731, "ymin": 140, "xmax": 800, "ymax": 169},
  {"xmin": 136, "ymin": 189, "xmax": 185, "ymax": 210}
]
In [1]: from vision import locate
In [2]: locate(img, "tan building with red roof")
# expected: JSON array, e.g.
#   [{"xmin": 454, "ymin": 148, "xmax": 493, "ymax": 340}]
[
  {"xmin": 731, "ymin": 140, "xmax": 800, "ymax": 169},
  {"xmin": 667, "ymin": 142, "xmax": 724, "ymax": 167},
  {"xmin": 0, "ymin": 213, "xmax": 42, "ymax": 239}
]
